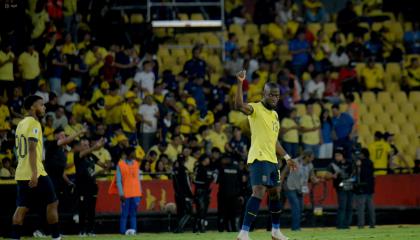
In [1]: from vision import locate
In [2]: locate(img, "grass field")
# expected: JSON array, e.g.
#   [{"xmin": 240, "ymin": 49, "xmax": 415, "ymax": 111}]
[{"xmin": 21, "ymin": 225, "xmax": 420, "ymax": 240}]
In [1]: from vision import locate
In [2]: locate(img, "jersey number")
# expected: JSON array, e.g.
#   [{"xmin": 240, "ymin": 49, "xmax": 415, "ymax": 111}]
[
  {"xmin": 15, "ymin": 134, "xmax": 28, "ymax": 159},
  {"xmin": 375, "ymin": 148, "xmax": 383, "ymax": 160}
]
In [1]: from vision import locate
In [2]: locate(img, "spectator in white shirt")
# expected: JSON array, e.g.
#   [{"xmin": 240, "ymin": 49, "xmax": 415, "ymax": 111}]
[
  {"xmin": 224, "ymin": 49, "xmax": 244, "ymax": 77},
  {"xmin": 59, "ymin": 82, "xmax": 80, "ymax": 112},
  {"xmin": 50, "ymin": 106, "xmax": 68, "ymax": 129},
  {"xmin": 134, "ymin": 60, "xmax": 155, "ymax": 98},
  {"xmin": 329, "ymin": 46, "xmax": 350, "ymax": 68},
  {"xmin": 34, "ymin": 79, "xmax": 49, "ymax": 103},
  {"xmin": 303, "ymin": 72, "xmax": 326, "ymax": 101},
  {"xmin": 138, "ymin": 95, "xmax": 159, "ymax": 152}
]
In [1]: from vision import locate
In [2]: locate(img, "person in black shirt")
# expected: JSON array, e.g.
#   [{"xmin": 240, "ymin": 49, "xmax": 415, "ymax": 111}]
[
  {"xmin": 74, "ymin": 137, "xmax": 105, "ymax": 236},
  {"xmin": 217, "ymin": 154, "xmax": 242, "ymax": 232},
  {"xmin": 225, "ymin": 127, "xmax": 249, "ymax": 162},
  {"xmin": 45, "ymin": 92, "xmax": 59, "ymax": 114},
  {"xmin": 354, "ymin": 148, "xmax": 376, "ymax": 229},
  {"xmin": 325, "ymin": 147, "xmax": 355, "ymax": 229},
  {"xmin": 45, "ymin": 127, "xmax": 87, "ymax": 197},
  {"xmin": 172, "ymin": 154, "xmax": 194, "ymax": 233},
  {"xmin": 193, "ymin": 155, "xmax": 214, "ymax": 233}
]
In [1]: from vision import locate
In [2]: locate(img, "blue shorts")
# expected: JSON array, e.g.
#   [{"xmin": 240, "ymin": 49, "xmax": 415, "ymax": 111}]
[
  {"xmin": 249, "ymin": 160, "xmax": 281, "ymax": 187},
  {"xmin": 16, "ymin": 175, "xmax": 57, "ymax": 208}
]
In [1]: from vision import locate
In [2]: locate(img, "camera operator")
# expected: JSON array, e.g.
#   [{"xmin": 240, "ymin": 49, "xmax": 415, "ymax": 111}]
[
  {"xmin": 354, "ymin": 148, "xmax": 376, "ymax": 229},
  {"xmin": 325, "ymin": 147, "xmax": 355, "ymax": 229}
]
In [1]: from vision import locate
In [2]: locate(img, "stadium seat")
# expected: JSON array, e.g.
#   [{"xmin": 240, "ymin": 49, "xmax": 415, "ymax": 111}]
[
  {"xmin": 130, "ymin": 14, "xmax": 144, "ymax": 24},
  {"xmin": 385, "ymin": 81, "xmax": 401, "ymax": 92},
  {"xmin": 362, "ymin": 92, "xmax": 376, "ymax": 105},
  {"xmin": 409, "ymin": 91, "xmax": 420, "ymax": 104},
  {"xmin": 361, "ymin": 113, "xmax": 376, "ymax": 125},
  {"xmin": 229, "ymin": 24, "xmax": 244, "ymax": 36},
  {"xmin": 191, "ymin": 13, "xmax": 204, "ymax": 20},
  {"xmin": 369, "ymin": 123, "xmax": 385, "ymax": 133},
  {"xmin": 377, "ymin": 92, "xmax": 392, "ymax": 104},
  {"xmin": 244, "ymin": 24, "xmax": 259, "ymax": 36},
  {"xmin": 376, "ymin": 112, "xmax": 392, "ymax": 125},
  {"xmin": 395, "ymin": 134, "xmax": 410, "ymax": 150},
  {"xmin": 388, "ymin": 21, "xmax": 404, "ymax": 42},
  {"xmin": 358, "ymin": 103, "xmax": 367, "ymax": 115},
  {"xmin": 392, "ymin": 91, "xmax": 408, "ymax": 104},
  {"xmin": 171, "ymin": 64, "xmax": 183, "ymax": 75},
  {"xmin": 399, "ymin": 102, "xmax": 415, "ymax": 115},
  {"xmin": 392, "ymin": 114, "xmax": 407, "ymax": 125},
  {"xmin": 358, "ymin": 124, "xmax": 370, "ymax": 137},
  {"xmin": 386, "ymin": 102, "xmax": 399, "ymax": 115},
  {"xmin": 355, "ymin": 63, "xmax": 366, "ymax": 77},
  {"xmin": 384, "ymin": 123, "xmax": 400, "ymax": 134},
  {"xmin": 171, "ymin": 48, "xmax": 187, "ymax": 58},
  {"xmin": 407, "ymin": 111, "xmax": 420, "ymax": 123},
  {"xmin": 178, "ymin": 13, "xmax": 189, "ymax": 20},
  {"xmin": 368, "ymin": 102, "xmax": 384, "ymax": 115},
  {"xmin": 385, "ymin": 63, "xmax": 402, "ymax": 82},
  {"xmin": 400, "ymin": 123, "xmax": 417, "ymax": 137},
  {"xmin": 404, "ymin": 22, "xmax": 413, "ymax": 31}
]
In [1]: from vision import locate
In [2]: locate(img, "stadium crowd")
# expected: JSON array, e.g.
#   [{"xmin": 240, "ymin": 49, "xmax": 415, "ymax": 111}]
[{"xmin": 0, "ymin": 0, "xmax": 420, "ymax": 236}]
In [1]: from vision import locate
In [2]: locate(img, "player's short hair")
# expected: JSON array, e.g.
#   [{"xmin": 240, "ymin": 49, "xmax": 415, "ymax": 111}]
[
  {"xmin": 332, "ymin": 103, "xmax": 340, "ymax": 110},
  {"xmin": 24, "ymin": 95, "xmax": 43, "ymax": 110},
  {"xmin": 264, "ymin": 82, "xmax": 279, "ymax": 90},
  {"xmin": 374, "ymin": 131, "xmax": 383, "ymax": 139}
]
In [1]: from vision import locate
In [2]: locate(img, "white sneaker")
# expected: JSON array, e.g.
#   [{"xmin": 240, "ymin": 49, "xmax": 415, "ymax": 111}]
[
  {"xmin": 73, "ymin": 214, "xmax": 79, "ymax": 224},
  {"xmin": 33, "ymin": 230, "xmax": 46, "ymax": 238},
  {"xmin": 237, "ymin": 230, "xmax": 252, "ymax": 240},
  {"xmin": 79, "ymin": 232, "xmax": 86, "ymax": 237},
  {"xmin": 272, "ymin": 229, "xmax": 289, "ymax": 240},
  {"xmin": 125, "ymin": 229, "xmax": 136, "ymax": 236},
  {"xmin": 87, "ymin": 232, "xmax": 96, "ymax": 237}
]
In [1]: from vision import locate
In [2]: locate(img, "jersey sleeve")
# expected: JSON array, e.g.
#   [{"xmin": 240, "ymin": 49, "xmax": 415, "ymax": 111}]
[
  {"xmin": 248, "ymin": 102, "xmax": 257, "ymax": 118},
  {"xmin": 27, "ymin": 121, "xmax": 42, "ymax": 142}
]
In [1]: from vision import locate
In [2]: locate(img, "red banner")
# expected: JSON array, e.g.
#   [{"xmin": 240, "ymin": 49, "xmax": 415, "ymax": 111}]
[{"xmin": 96, "ymin": 174, "xmax": 420, "ymax": 214}]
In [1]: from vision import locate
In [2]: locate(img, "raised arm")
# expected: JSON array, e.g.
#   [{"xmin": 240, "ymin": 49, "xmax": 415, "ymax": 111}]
[
  {"xmin": 57, "ymin": 126, "xmax": 87, "ymax": 146},
  {"xmin": 234, "ymin": 70, "xmax": 254, "ymax": 115},
  {"xmin": 80, "ymin": 138, "xmax": 104, "ymax": 158}
]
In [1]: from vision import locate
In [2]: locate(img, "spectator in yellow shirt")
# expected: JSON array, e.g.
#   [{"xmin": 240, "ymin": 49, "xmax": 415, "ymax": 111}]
[
  {"xmin": 62, "ymin": 33, "xmax": 77, "ymax": 55},
  {"xmin": 165, "ymin": 135, "xmax": 183, "ymax": 162},
  {"xmin": 299, "ymin": 101, "xmax": 321, "ymax": 157},
  {"xmin": 207, "ymin": 121, "xmax": 228, "ymax": 153},
  {"xmin": 402, "ymin": 57, "xmax": 420, "ymax": 91},
  {"xmin": 104, "ymin": 83, "xmax": 123, "ymax": 128},
  {"xmin": 281, "ymin": 108, "xmax": 299, "ymax": 158},
  {"xmin": 361, "ymin": 58, "xmax": 384, "ymax": 92},
  {"xmin": 180, "ymin": 97, "xmax": 197, "ymax": 134},
  {"xmin": 0, "ymin": 97, "xmax": 10, "ymax": 126},
  {"xmin": 18, "ymin": 43, "xmax": 40, "ymax": 95},
  {"xmin": 0, "ymin": 42, "xmax": 15, "ymax": 99},
  {"xmin": 44, "ymin": 115, "xmax": 55, "ymax": 141},
  {"xmin": 121, "ymin": 91, "xmax": 138, "ymax": 146}
]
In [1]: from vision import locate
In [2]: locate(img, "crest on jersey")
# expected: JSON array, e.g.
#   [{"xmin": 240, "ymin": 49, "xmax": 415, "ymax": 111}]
[{"xmin": 33, "ymin": 128, "xmax": 39, "ymax": 135}]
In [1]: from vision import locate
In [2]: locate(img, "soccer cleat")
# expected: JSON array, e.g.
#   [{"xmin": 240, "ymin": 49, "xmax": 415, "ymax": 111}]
[
  {"xmin": 33, "ymin": 230, "xmax": 46, "ymax": 238},
  {"xmin": 237, "ymin": 231, "xmax": 252, "ymax": 240},
  {"xmin": 272, "ymin": 229, "xmax": 289, "ymax": 240}
]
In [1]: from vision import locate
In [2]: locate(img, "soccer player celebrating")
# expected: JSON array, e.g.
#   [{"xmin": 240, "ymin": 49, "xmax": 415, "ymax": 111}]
[
  {"xmin": 235, "ymin": 70, "xmax": 296, "ymax": 240},
  {"xmin": 12, "ymin": 95, "xmax": 61, "ymax": 240}
]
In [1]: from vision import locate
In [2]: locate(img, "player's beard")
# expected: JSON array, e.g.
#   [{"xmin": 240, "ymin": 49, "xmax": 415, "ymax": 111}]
[{"xmin": 36, "ymin": 110, "xmax": 45, "ymax": 119}]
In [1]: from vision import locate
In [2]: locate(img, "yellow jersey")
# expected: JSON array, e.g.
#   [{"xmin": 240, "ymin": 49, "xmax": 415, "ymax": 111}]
[
  {"xmin": 15, "ymin": 116, "xmax": 48, "ymax": 180},
  {"xmin": 368, "ymin": 140, "xmax": 391, "ymax": 175},
  {"xmin": 281, "ymin": 117, "xmax": 299, "ymax": 143},
  {"xmin": 300, "ymin": 114, "xmax": 321, "ymax": 145},
  {"xmin": 18, "ymin": 51, "xmax": 40, "ymax": 80},
  {"xmin": 0, "ymin": 50, "xmax": 15, "ymax": 81},
  {"xmin": 104, "ymin": 94, "xmax": 122, "ymax": 125},
  {"xmin": 207, "ymin": 130, "xmax": 228, "ymax": 153},
  {"xmin": 121, "ymin": 102, "xmax": 136, "ymax": 133},
  {"xmin": 247, "ymin": 102, "xmax": 280, "ymax": 164}
]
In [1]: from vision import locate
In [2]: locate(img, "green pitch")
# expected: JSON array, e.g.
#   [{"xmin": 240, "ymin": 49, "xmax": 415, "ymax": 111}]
[{"xmin": 22, "ymin": 225, "xmax": 420, "ymax": 240}]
